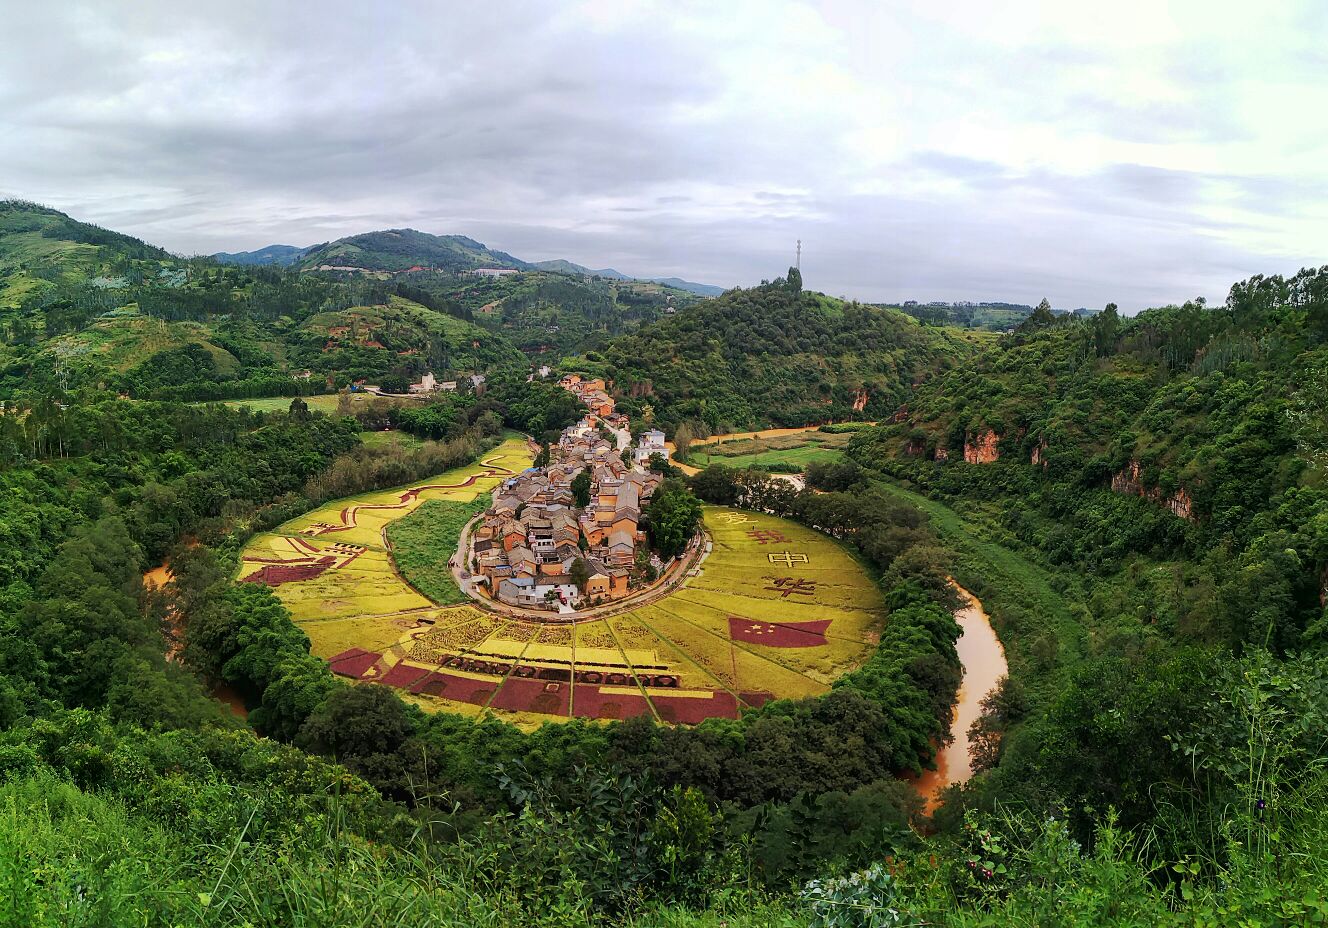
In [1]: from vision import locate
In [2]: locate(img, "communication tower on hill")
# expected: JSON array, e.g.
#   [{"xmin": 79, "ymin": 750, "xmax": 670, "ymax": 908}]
[{"xmin": 796, "ymin": 239, "xmax": 801, "ymax": 271}]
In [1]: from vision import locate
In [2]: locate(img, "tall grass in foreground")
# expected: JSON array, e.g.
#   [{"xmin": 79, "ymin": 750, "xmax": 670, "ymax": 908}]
[
  {"xmin": 0, "ymin": 771, "xmax": 800, "ymax": 928},
  {"xmin": 5, "ymin": 764, "xmax": 1328, "ymax": 927}
]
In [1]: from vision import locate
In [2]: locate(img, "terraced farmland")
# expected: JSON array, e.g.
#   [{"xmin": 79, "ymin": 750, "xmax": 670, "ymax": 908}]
[{"xmin": 239, "ymin": 461, "xmax": 886, "ymax": 727}]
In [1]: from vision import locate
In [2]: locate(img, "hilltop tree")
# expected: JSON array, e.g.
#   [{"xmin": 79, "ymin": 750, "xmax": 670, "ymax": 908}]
[
  {"xmin": 1092, "ymin": 302, "xmax": 1121, "ymax": 356},
  {"xmin": 1022, "ymin": 298, "xmax": 1056, "ymax": 330},
  {"xmin": 787, "ymin": 265, "xmax": 803, "ymax": 294}
]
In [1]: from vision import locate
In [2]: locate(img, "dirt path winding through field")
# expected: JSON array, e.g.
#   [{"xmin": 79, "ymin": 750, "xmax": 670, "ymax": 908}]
[{"xmin": 304, "ymin": 454, "xmax": 518, "ymax": 535}]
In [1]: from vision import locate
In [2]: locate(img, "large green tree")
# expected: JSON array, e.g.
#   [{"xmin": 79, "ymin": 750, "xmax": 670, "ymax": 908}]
[{"xmin": 643, "ymin": 479, "xmax": 702, "ymax": 559}]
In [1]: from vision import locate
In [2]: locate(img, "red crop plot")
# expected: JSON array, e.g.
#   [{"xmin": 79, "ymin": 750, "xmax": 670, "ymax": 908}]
[
  {"xmin": 650, "ymin": 690, "xmax": 740, "ymax": 723},
  {"xmin": 728, "ymin": 616, "xmax": 831, "ymax": 647},
  {"xmin": 327, "ymin": 648, "xmax": 381, "ymax": 678},
  {"xmin": 490, "ymin": 676, "xmax": 570, "ymax": 715},
  {"xmin": 241, "ymin": 556, "xmax": 338, "ymax": 586},
  {"xmin": 379, "ymin": 663, "xmax": 432, "ymax": 688},
  {"xmin": 407, "ymin": 670, "xmax": 497, "ymax": 705},
  {"xmin": 572, "ymin": 684, "xmax": 653, "ymax": 720}
]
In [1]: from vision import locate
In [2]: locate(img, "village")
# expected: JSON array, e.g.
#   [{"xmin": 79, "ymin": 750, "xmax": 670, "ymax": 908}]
[{"xmin": 467, "ymin": 373, "xmax": 675, "ymax": 614}]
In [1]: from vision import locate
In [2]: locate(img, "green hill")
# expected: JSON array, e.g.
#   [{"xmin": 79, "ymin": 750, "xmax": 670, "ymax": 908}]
[
  {"xmin": 581, "ymin": 270, "xmax": 980, "ymax": 430},
  {"xmin": 0, "ymin": 199, "xmax": 172, "ymax": 309},
  {"xmin": 850, "ymin": 271, "xmax": 1328, "ymax": 651},
  {"xmin": 296, "ymin": 229, "xmax": 529, "ymax": 273},
  {"xmin": 212, "ymin": 243, "xmax": 310, "ymax": 266},
  {"xmin": 531, "ymin": 258, "xmax": 725, "ymax": 295},
  {"xmin": 0, "ymin": 209, "xmax": 543, "ymax": 400},
  {"xmin": 393, "ymin": 268, "xmax": 705, "ymax": 358}
]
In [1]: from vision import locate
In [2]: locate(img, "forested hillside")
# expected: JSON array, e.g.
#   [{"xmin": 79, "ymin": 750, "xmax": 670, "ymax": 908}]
[
  {"xmin": 401, "ymin": 268, "xmax": 704, "ymax": 357},
  {"xmin": 0, "ymin": 203, "xmax": 717, "ymax": 401},
  {"xmin": 852, "ymin": 272, "xmax": 1328, "ymax": 650},
  {"xmin": 0, "ymin": 203, "xmax": 542, "ymax": 400},
  {"xmin": 839, "ymin": 270, "xmax": 1328, "ymax": 872},
  {"xmin": 583, "ymin": 269, "xmax": 977, "ymax": 430},
  {"xmin": 296, "ymin": 229, "xmax": 530, "ymax": 272},
  {"xmin": 0, "ymin": 199, "xmax": 169, "ymax": 307}
]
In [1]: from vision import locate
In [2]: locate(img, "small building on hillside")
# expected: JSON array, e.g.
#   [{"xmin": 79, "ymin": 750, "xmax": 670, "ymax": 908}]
[
  {"xmin": 633, "ymin": 429, "xmax": 670, "ymax": 465},
  {"xmin": 409, "ymin": 372, "xmax": 438, "ymax": 394}
]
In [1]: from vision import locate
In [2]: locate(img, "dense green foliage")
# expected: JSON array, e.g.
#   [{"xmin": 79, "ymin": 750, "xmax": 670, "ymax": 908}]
[
  {"xmin": 642, "ymin": 478, "xmax": 703, "ymax": 558},
  {"xmin": 852, "ymin": 270, "xmax": 1328, "ymax": 655},
  {"xmin": 400, "ymin": 267, "xmax": 704, "ymax": 357}
]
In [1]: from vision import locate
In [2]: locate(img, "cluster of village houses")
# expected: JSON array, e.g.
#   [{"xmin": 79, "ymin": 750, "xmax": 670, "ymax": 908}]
[{"xmin": 469, "ymin": 374, "xmax": 673, "ymax": 613}]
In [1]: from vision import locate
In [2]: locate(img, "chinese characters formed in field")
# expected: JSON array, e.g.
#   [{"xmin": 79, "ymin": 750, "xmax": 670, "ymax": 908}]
[
  {"xmin": 766, "ymin": 551, "xmax": 809, "ymax": 567},
  {"xmin": 765, "ymin": 576, "xmax": 817, "ymax": 598}
]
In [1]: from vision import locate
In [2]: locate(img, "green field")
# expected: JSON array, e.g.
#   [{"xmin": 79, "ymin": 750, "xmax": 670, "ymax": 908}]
[
  {"xmin": 219, "ymin": 393, "xmax": 359, "ymax": 413},
  {"xmin": 386, "ymin": 498, "xmax": 487, "ymax": 604},
  {"xmin": 359, "ymin": 428, "xmax": 426, "ymax": 449},
  {"xmin": 686, "ymin": 431, "xmax": 851, "ymax": 469},
  {"xmin": 687, "ymin": 444, "xmax": 846, "ymax": 469}
]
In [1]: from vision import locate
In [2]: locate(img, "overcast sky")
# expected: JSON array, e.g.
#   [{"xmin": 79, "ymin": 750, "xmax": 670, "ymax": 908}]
[{"xmin": 1, "ymin": 1, "xmax": 1324, "ymax": 309}]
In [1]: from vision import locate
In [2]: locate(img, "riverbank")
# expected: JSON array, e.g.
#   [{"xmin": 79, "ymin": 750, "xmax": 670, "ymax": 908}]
[
  {"xmin": 915, "ymin": 582, "xmax": 1006, "ymax": 809},
  {"xmin": 144, "ymin": 557, "xmax": 249, "ymax": 719}
]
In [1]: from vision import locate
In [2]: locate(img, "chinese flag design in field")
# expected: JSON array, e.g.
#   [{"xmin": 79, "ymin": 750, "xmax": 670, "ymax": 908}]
[{"xmin": 728, "ymin": 615, "xmax": 831, "ymax": 647}]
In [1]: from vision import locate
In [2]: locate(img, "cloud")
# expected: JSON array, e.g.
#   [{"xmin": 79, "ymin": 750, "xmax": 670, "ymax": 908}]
[{"xmin": 0, "ymin": 0, "xmax": 1323, "ymax": 310}]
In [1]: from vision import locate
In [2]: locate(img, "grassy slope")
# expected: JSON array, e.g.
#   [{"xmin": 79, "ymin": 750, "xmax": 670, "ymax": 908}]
[
  {"xmin": 45, "ymin": 316, "xmax": 242, "ymax": 375},
  {"xmin": 0, "ymin": 200, "xmax": 170, "ymax": 308},
  {"xmin": 867, "ymin": 476, "xmax": 1085, "ymax": 680}
]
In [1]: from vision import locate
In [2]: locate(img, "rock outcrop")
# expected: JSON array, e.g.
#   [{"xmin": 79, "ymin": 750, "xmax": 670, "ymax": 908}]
[
  {"xmin": 934, "ymin": 447, "xmax": 949, "ymax": 462},
  {"xmin": 1110, "ymin": 460, "xmax": 1146, "ymax": 496},
  {"xmin": 963, "ymin": 429, "xmax": 1000, "ymax": 464},
  {"xmin": 852, "ymin": 388, "xmax": 869, "ymax": 412},
  {"xmin": 1168, "ymin": 488, "xmax": 1194, "ymax": 521},
  {"xmin": 1031, "ymin": 439, "xmax": 1049, "ymax": 468},
  {"xmin": 1111, "ymin": 459, "xmax": 1196, "ymax": 522}
]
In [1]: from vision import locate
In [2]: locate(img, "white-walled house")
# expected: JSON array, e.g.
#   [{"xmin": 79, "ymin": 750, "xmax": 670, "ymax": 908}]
[{"xmin": 633, "ymin": 429, "xmax": 670, "ymax": 464}]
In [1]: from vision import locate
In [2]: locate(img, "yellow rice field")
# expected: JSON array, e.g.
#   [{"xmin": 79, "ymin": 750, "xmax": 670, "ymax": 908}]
[{"xmin": 238, "ymin": 455, "xmax": 885, "ymax": 728}]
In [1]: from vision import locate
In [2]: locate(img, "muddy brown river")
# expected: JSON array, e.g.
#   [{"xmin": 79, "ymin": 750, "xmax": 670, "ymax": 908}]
[{"xmin": 915, "ymin": 583, "xmax": 1007, "ymax": 809}]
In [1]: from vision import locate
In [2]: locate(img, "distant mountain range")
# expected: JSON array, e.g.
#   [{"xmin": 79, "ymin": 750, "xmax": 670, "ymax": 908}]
[
  {"xmin": 211, "ymin": 244, "xmax": 310, "ymax": 266},
  {"xmin": 529, "ymin": 259, "xmax": 724, "ymax": 296},
  {"xmin": 213, "ymin": 229, "xmax": 725, "ymax": 295}
]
